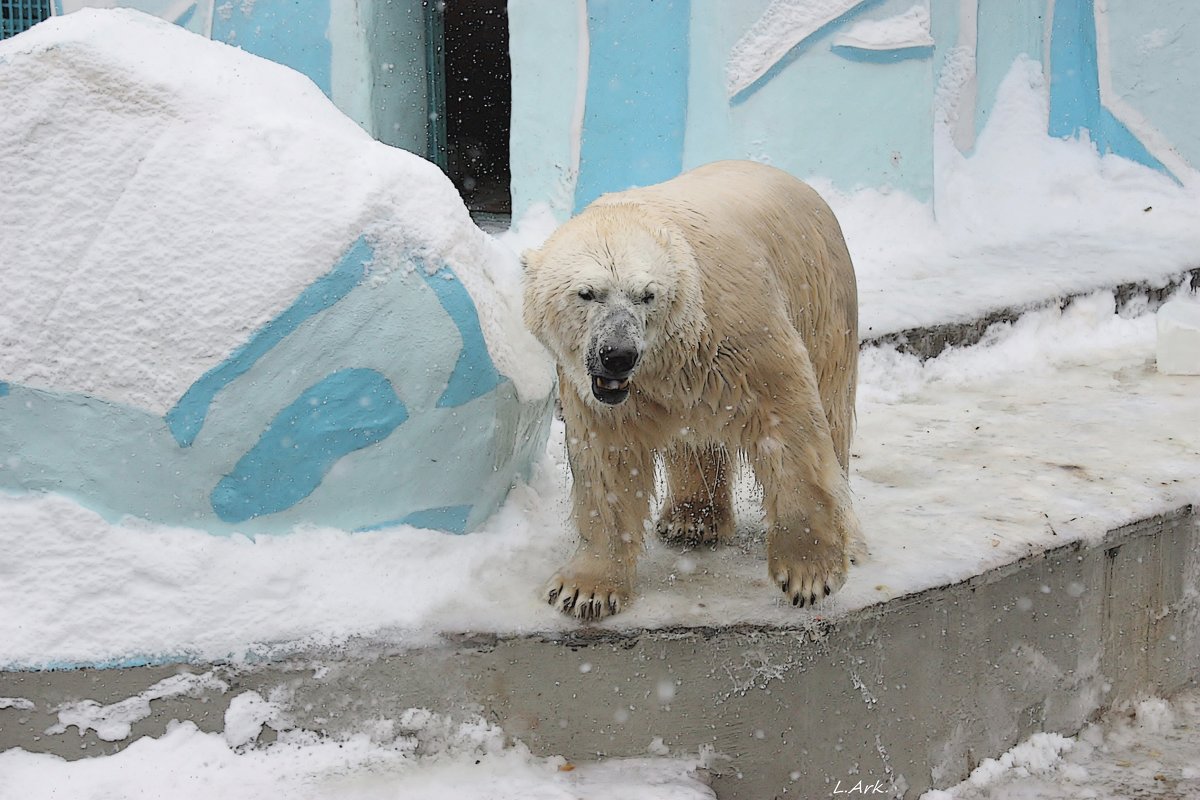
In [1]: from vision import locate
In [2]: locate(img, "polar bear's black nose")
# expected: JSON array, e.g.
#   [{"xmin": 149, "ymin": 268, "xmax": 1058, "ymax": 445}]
[{"xmin": 599, "ymin": 344, "xmax": 639, "ymax": 375}]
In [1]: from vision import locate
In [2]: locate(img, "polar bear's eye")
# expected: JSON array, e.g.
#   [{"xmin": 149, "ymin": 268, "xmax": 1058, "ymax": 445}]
[
  {"xmin": 578, "ymin": 289, "xmax": 595, "ymax": 301},
  {"xmin": 640, "ymin": 291, "xmax": 655, "ymax": 304}
]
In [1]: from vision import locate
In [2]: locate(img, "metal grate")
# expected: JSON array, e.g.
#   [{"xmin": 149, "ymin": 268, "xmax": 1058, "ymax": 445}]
[{"xmin": 1, "ymin": 0, "xmax": 51, "ymax": 40}]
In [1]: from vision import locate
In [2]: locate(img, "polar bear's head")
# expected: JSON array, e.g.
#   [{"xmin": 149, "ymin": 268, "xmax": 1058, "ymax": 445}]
[{"xmin": 522, "ymin": 203, "xmax": 703, "ymax": 408}]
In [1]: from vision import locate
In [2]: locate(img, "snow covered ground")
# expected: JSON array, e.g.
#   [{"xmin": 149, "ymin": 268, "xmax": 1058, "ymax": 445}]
[
  {"xmin": 2, "ymin": 286, "xmax": 1197, "ymax": 668},
  {"xmin": 2, "ymin": 683, "xmax": 1196, "ymax": 799},
  {"xmin": 2, "ymin": 9, "xmax": 1200, "ymax": 799},
  {"xmin": 0, "ymin": 692, "xmax": 716, "ymax": 799}
]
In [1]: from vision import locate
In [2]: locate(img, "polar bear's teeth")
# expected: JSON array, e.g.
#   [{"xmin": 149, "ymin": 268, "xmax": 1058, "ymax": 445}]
[{"xmin": 594, "ymin": 377, "xmax": 630, "ymax": 391}]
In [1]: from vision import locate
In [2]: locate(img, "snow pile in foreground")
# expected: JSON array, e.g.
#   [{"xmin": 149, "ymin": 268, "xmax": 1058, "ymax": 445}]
[
  {"xmin": 0, "ymin": 684, "xmax": 715, "ymax": 800},
  {"xmin": 922, "ymin": 690, "xmax": 1200, "ymax": 799}
]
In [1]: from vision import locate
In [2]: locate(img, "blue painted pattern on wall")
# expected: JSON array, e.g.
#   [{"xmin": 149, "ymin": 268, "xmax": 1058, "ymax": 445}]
[
  {"xmin": 1049, "ymin": 0, "xmax": 1172, "ymax": 178},
  {"xmin": 357, "ymin": 504, "xmax": 474, "ymax": 535},
  {"xmin": 423, "ymin": 268, "xmax": 503, "ymax": 408},
  {"xmin": 210, "ymin": 0, "xmax": 332, "ymax": 96},
  {"xmin": 211, "ymin": 368, "xmax": 408, "ymax": 523},
  {"xmin": 574, "ymin": 0, "xmax": 691, "ymax": 211},
  {"xmin": 166, "ymin": 236, "xmax": 370, "ymax": 447},
  {"xmin": 401, "ymin": 505, "xmax": 472, "ymax": 533}
]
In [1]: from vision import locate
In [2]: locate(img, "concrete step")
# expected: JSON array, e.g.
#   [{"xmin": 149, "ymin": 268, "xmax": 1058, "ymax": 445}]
[
  {"xmin": 862, "ymin": 266, "xmax": 1200, "ymax": 360},
  {"xmin": 2, "ymin": 506, "xmax": 1195, "ymax": 799}
]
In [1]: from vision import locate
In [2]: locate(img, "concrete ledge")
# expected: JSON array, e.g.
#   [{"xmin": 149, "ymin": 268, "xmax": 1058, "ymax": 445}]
[
  {"xmin": 3, "ymin": 506, "xmax": 1195, "ymax": 799},
  {"xmin": 863, "ymin": 267, "xmax": 1200, "ymax": 360}
]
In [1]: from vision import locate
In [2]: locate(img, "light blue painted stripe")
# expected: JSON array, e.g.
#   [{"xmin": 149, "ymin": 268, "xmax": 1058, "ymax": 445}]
[
  {"xmin": 210, "ymin": 0, "xmax": 332, "ymax": 96},
  {"xmin": 31, "ymin": 654, "xmax": 182, "ymax": 672},
  {"xmin": 731, "ymin": 0, "xmax": 882, "ymax": 104},
  {"xmin": 1049, "ymin": 0, "xmax": 1174, "ymax": 179},
  {"xmin": 830, "ymin": 44, "xmax": 933, "ymax": 63},
  {"xmin": 174, "ymin": 2, "xmax": 198, "ymax": 28},
  {"xmin": 211, "ymin": 368, "xmax": 407, "ymax": 523},
  {"xmin": 1098, "ymin": 106, "xmax": 1170, "ymax": 175},
  {"xmin": 1049, "ymin": 0, "xmax": 1101, "ymax": 139},
  {"xmin": 401, "ymin": 505, "xmax": 472, "ymax": 533},
  {"xmin": 356, "ymin": 504, "xmax": 473, "ymax": 534},
  {"xmin": 423, "ymin": 268, "xmax": 503, "ymax": 408},
  {"xmin": 166, "ymin": 237, "xmax": 370, "ymax": 447},
  {"xmin": 574, "ymin": 0, "xmax": 691, "ymax": 211}
]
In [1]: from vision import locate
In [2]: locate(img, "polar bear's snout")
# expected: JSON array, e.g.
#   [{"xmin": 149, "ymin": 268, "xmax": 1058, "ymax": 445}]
[
  {"xmin": 587, "ymin": 307, "xmax": 643, "ymax": 405},
  {"xmin": 598, "ymin": 342, "xmax": 639, "ymax": 375}
]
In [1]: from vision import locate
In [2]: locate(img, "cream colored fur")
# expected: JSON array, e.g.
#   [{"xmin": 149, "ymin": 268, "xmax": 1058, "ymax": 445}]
[{"xmin": 522, "ymin": 160, "xmax": 861, "ymax": 621}]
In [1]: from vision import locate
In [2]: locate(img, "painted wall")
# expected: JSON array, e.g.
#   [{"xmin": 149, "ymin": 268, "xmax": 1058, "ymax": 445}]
[
  {"xmin": 720, "ymin": 0, "xmax": 936, "ymax": 202},
  {"xmin": 508, "ymin": 0, "xmax": 585, "ymax": 220},
  {"xmin": 51, "ymin": 0, "xmax": 1200, "ymax": 214},
  {"xmin": 511, "ymin": 0, "xmax": 1199, "ymax": 220},
  {"xmin": 1098, "ymin": 0, "xmax": 1199, "ymax": 180},
  {"xmin": 514, "ymin": 0, "xmax": 943, "ymax": 218}
]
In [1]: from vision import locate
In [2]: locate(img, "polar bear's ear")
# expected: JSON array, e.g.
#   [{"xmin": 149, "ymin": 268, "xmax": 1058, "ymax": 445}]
[{"xmin": 520, "ymin": 248, "xmax": 542, "ymax": 272}]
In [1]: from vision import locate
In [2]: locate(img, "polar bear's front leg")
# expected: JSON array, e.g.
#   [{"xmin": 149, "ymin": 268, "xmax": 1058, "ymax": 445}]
[
  {"xmin": 746, "ymin": 361, "xmax": 860, "ymax": 608},
  {"xmin": 545, "ymin": 429, "xmax": 656, "ymax": 621}
]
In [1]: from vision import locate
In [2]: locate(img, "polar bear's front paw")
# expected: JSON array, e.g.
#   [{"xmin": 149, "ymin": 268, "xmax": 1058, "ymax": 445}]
[
  {"xmin": 656, "ymin": 499, "xmax": 733, "ymax": 545},
  {"xmin": 543, "ymin": 564, "xmax": 631, "ymax": 621},
  {"xmin": 768, "ymin": 537, "xmax": 848, "ymax": 609}
]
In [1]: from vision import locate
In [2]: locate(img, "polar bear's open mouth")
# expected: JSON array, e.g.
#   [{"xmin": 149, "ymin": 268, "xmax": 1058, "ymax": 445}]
[{"xmin": 591, "ymin": 375, "xmax": 631, "ymax": 404}]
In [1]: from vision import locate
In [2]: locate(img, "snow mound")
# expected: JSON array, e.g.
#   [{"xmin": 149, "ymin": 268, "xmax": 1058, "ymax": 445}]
[
  {"xmin": 0, "ymin": 10, "xmax": 554, "ymax": 535},
  {"xmin": 0, "ymin": 8, "xmax": 549, "ymax": 407}
]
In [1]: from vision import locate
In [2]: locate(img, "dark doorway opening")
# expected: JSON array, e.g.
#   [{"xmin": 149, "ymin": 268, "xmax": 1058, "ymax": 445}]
[{"xmin": 441, "ymin": 0, "xmax": 511, "ymax": 217}]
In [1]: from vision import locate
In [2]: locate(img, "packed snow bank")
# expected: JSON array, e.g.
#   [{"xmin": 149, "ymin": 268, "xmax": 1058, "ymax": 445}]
[
  {"xmin": 0, "ymin": 689, "xmax": 715, "ymax": 800},
  {"xmin": 0, "ymin": 10, "xmax": 554, "ymax": 534}
]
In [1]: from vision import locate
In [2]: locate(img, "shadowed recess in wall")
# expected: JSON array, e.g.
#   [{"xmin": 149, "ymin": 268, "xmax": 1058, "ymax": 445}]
[
  {"xmin": 422, "ymin": 267, "xmax": 503, "ymax": 407},
  {"xmin": 165, "ymin": 237, "xmax": 371, "ymax": 448},
  {"xmin": 830, "ymin": 43, "xmax": 932, "ymax": 63},
  {"xmin": 210, "ymin": 368, "xmax": 408, "ymax": 523}
]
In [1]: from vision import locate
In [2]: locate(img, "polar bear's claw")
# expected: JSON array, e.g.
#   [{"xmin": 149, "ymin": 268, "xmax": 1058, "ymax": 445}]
[
  {"xmin": 772, "ymin": 558, "xmax": 846, "ymax": 610},
  {"xmin": 544, "ymin": 574, "xmax": 626, "ymax": 621},
  {"xmin": 656, "ymin": 500, "xmax": 733, "ymax": 546}
]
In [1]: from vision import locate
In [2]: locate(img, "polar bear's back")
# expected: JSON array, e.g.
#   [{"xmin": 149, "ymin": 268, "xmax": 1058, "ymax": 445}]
[{"xmin": 595, "ymin": 160, "xmax": 859, "ymax": 469}]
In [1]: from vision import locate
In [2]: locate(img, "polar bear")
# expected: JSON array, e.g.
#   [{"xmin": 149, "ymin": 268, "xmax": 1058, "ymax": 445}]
[{"xmin": 522, "ymin": 160, "xmax": 861, "ymax": 621}]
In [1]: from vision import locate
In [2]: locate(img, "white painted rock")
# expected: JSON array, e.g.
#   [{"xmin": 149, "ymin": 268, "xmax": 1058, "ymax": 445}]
[
  {"xmin": 1156, "ymin": 292, "xmax": 1200, "ymax": 376},
  {"xmin": 0, "ymin": 11, "xmax": 554, "ymax": 534}
]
